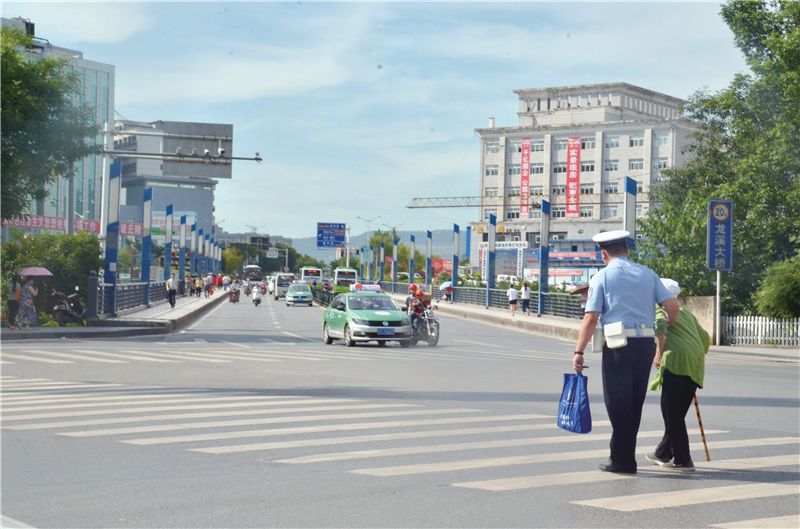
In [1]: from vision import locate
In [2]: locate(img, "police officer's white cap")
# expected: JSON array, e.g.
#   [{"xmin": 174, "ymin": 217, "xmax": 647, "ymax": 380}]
[{"xmin": 592, "ymin": 230, "xmax": 630, "ymax": 244}]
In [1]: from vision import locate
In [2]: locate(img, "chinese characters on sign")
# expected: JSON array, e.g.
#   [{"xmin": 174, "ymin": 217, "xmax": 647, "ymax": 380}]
[
  {"xmin": 3, "ymin": 215, "xmax": 66, "ymax": 231},
  {"xmin": 520, "ymin": 138, "xmax": 531, "ymax": 217},
  {"xmin": 120, "ymin": 222, "xmax": 144, "ymax": 236},
  {"xmin": 706, "ymin": 199, "xmax": 733, "ymax": 271},
  {"xmin": 566, "ymin": 136, "xmax": 581, "ymax": 217},
  {"xmin": 317, "ymin": 222, "xmax": 346, "ymax": 248}
]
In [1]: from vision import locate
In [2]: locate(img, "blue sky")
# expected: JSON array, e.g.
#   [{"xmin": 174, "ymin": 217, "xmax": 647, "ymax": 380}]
[{"xmin": 4, "ymin": 1, "xmax": 748, "ymax": 239}]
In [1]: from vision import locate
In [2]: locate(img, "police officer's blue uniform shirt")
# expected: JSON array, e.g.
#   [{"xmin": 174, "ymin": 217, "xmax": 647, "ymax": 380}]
[{"xmin": 585, "ymin": 256, "xmax": 672, "ymax": 328}]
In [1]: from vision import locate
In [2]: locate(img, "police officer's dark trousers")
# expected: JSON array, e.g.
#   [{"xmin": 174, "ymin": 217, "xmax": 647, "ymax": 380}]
[
  {"xmin": 602, "ymin": 337, "xmax": 655, "ymax": 471},
  {"xmin": 654, "ymin": 369, "xmax": 697, "ymax": 465}
]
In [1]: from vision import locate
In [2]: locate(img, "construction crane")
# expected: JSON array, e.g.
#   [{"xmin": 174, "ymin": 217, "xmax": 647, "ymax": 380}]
[{"xmin": 406, "ymin": 192, "xmax": 652, "ymax": 208}]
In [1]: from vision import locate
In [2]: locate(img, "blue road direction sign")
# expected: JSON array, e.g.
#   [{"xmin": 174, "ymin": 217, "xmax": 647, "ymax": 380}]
[
  {"xmin": 707, "ymin": 199, "xmax": 733, "ymax": 271},
  {"xmin": 317, "ymin": 223, "xmax": 346, "ymax": 248}
]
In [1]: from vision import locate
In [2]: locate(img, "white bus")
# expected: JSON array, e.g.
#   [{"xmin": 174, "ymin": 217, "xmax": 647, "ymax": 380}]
[
  {"xmin": 299, "ymin": 266, "xmax": 322, "ymax": 285},
  {"xmin": 333, "ymin": 268, "xmax": 358, "ymax": 291}
]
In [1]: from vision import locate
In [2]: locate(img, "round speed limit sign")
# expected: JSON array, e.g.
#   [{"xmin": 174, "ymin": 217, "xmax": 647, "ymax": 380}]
[{"xmin": 712, "ymin": 203, "xmax": 731, "ymax": 222}]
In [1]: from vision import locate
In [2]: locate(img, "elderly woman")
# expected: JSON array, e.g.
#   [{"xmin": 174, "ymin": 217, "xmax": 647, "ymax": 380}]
[
  {"xmin": 15, "ymin": 277, "xmax": 38, "ymax": 327},
  {"xmin": 646, "ymin": 278, "xmax": 710, "ymax": 472}
]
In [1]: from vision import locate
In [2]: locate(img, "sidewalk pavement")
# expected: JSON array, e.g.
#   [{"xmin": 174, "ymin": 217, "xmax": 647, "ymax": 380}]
[{"xmin": 0, "ymin": 291, "xmax": 228, "ymax": 341}]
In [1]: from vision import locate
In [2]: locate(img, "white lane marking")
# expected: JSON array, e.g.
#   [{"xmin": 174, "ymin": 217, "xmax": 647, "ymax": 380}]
[
  {"xmin": 453, "ymin": 453, "xmax": 796, "ymax": 492},
  {"xmin": 1, "ymin": 394, "xmax": 289, "ymax": 413},
  {"xmin": 161, "ymin": 351, "xmax": 230, "ymax": 363},
  {"xmin": 0, "ymin": 353, "xmax": 72, "ymax": 364},
  {"xmin": 172, "ymin": 351, "xmax": 278, "ymax": 363},
  {"xmin": 9, "ymin": 403, "xmax": 417, "ymax": 431},
  {"xmin": 573, "ymin": 483, "xmax": 799, "ymax": 512},
  {"xmin": 193, "ymin": 338, "xmax": 207, "ymax": 343},
  {"xmin": 0, "ymin": 390, "xmax": 191, "ymax": 404},
  {"xmin": 710, "ymin": 515, "xmax": 800, "ymax": 529},
  {"xmin": 0, "ymin": 515, "xmax": 36, "ymax": 528},
  {"xmin": 350, "ymin": 437, "xmax": 799, "ymax": 477},
  {"xmin": 223, "ymin": 341, "xmax": 251, "ymax": 350},
  {"xmin": 2, "ymin": 383, "xmax": 125, "ymax": 392},
  {"xmin": 1, "ymin": 379, "xmax": 63, "ymax": 386},
  {"xmin": 185, "ymin": 301, "xmax": 227, "ymax": 331},
  {"xmin": 124, "ymin": 414, "xmax": 547, "ymax": 446},
  {"xmin": 21, "ymin": 349, "xmax": 125, "ymax": 364},
  {"xmin": 3, "ymin": 397, "xmax": 326, "ymax": 421},
  {"xmin": 281, "ymin": 331, "xmax": 317, "ymax": 343},
  {"xmin": 71, "ymin": 349, "xmax": 174, "ymax": 363},
  {"xmin": 62, "ymin": 408, "xmax": 483, "ymax": 438},
  {"xmin": 453, "ymin": 339, "xmax": 505, "ymax": 349},
  {"xmin": 114, "ymin": 350, "xmax": 188, "ymax": 362}
]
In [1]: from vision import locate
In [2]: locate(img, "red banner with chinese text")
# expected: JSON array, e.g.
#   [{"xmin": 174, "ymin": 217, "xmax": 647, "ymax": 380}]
[
  {"xmin": 566, "ymin": 136, "xmax": 581, "ymax": 217},
  {"xmin": 520, "ymin": 138, "xmax": 531, "ymax": 216},
  {"xmin": 2, "ymin": 215, "xmax": 66, "ymax": 231}
]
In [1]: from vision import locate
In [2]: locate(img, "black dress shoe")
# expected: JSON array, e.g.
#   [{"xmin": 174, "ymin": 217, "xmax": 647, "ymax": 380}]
[{"xmin": 598, "ymin": 462, "xmax": 637, "ymax": 474}]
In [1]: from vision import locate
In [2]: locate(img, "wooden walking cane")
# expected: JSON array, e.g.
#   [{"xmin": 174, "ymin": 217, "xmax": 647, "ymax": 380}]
[{"xmin": 693, "ymin": 394, "xmax": 711, "ymax": 462}]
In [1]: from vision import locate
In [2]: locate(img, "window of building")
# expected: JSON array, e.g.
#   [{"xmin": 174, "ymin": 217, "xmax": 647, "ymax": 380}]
[
  {"xmin": 605, "ymin": 136, "xmax": 620, "ymax": 148},
  {"xmin": 636, "ymin": 179, "xmax": 644, "ymax": 193},
  {"xmin": 484, "ymin": 186, "xmax": 498, "ymax": 197},
  {"xmin": 602, "ymin": 205, "xmax": 620, "ymax": 218},
  {"xmin": 629, "ymin": 136, "xmax": 644, "ymax": 147},
  {"xmin": 581, "ymin": 160, "xmax": 595, "ymax": 172},
  {"xmin": 484, "ymin": 208, "xmax": 498, "ymax": 220},
  {"xmin": 508, "ymin": 186, "xmax": 520, "ymax": 196},
  {"xmin": 554, "ymin": 138, "xmax": 568, "ymax": 151},
  {"xmin": 604, "ymin": 182, "xmax": 619, "ymax": 194},
  {"xmin": 552, "ymin": 162, "xmax": 567, "ymax": 174},
  {"xmin": 508, "ymin": 141, "xmax": 521, "ymax": 153},
  {"xmin": 655, "ymin": 157, "xmax": 669, "ymax": 169},
  {"xmin": 486, "ymin": 141, "xmax": 500, "ymax": 154},
  {"xmin": 636, "ymin": 204, "xmax": 645, "ymax": 218},
  {"xmin": 531, "ymin": 186, "xmax": 543, "ymax": 196},
  {"xmin": 655, "ymin": 134, "xmax": 669, "ymax": 146},
  {"xmin": 485, "ymin": 165, "xmax": 499, "ymax": 176},
  {"xmin": 580, "ymin": 183, "xmax": 594, "ymax": 195},
  {"xmin": 581, "ymin": 137, "xmax": 596, "ymax": 150},
  {"xmin": 580, "ymin": 206, "xmax": 593, "ymax": 218},
  {"xmin": 552, "ymin": 185, "xmax": 566, "ymax": 195},
  {"xmin": 531, "ymin": 210, "xmax": 542, "ymax": 219},
  {"xmin": 604, "ymin": 159, "xmax": 619, "ymax": 172},
  {"xmin": 530, "ymin": 163, "xmax": 544, "ymax": 174},
  {"xmin": 552, "ymin": 207, "xmax": 566, "ymax": 218},
  {"xmin": 531, "ymin": 140, "xmax": 544, "ymax": 152},
  {"xmin": 629, "ymin": 158, "xmax": 644, "ymax": 171},
  {"xmin": 508, "ymin": 164, "xmax": 521, "ymax": 176},
  {"xmin": 506, "ymin": 207, "xmax": 520, "ymax": 220}
]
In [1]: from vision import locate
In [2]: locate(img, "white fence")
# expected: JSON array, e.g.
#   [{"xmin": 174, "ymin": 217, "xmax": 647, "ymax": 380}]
[{"xmin": 723, "ymin": 316, "xmax": 800, "ymax": 347}]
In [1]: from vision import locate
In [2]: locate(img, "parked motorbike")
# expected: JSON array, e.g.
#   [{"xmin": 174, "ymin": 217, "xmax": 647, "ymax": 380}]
[
  {"xmin": 52, "ymin": 286, "xmax": 87, "ymax": 327},
  {"xmin": 411, "ymin": 307, "xmax": 440, "ymax": 347}
]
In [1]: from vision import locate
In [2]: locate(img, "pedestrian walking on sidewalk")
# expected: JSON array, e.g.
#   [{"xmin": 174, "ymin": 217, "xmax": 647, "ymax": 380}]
[
  {"xmin": 15, "ymin": 277, "xmax": 38, "ymax": 328},
  {"xmin": 166, "ymin": 273, "xmax": 177, "ymax": 308},
  {"xmin": 520, "ymin": 282, "xmax": 531, "ymax": 315},
  {"xmin": 194, "ymin": 276, "xmax": 203, "ymax": 298},
  {"xmin": 506, "ymin": 283, "xmax": 519, "ymax": 316},
  {"xmin": 645, "ymin": 278, "xmax": 709, "ymax": 473},
  {"xmin": 5, "ymin": 275, "xmax": 22, "ymax": 329},
  {"xmin": 572, "ymin": 230, "xmax": 679, "ymax": 475}
]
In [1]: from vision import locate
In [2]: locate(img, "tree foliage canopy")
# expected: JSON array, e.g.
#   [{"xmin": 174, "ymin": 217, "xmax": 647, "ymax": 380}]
[
  {"xmin": 1, "ymin": 28, "xmax": 100, "ymax": 220},
  {"xmin": 639, "ymin": 0, "xmax": 800, "ymax": 314},
  {"xmin": 754, "ymin": 257, "xmax": 800, "ymax": 317}
]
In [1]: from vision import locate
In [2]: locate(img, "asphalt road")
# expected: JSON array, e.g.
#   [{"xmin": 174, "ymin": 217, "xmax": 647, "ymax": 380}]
[{"xmin": 2, "ymin": 293, "xmax": 799, "ymax": 528}]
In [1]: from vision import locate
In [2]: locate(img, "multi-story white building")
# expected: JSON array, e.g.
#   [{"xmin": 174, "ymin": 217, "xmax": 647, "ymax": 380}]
[{"xmin": 472, "ymin": 82, "xmax": 696, "ymax": 257}]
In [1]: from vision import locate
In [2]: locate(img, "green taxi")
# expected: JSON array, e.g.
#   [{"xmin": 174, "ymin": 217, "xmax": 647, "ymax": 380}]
[
  {"xmin": 286, "ymin": 282, "xmax": 313, "ymax": 306},
  {"xmin": 323, "ymin": 287, "xmax": 411, "ymax": 347}
]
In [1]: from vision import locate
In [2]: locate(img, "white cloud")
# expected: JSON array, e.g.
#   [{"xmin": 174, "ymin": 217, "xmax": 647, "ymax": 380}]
[{"xmin": 2, "ymin": 2, "xmax": 154, "ymax": 43}]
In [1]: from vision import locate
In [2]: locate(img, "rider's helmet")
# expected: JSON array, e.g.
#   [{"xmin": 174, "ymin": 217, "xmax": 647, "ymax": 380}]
[
  {"xmin": 415, "ymin": 289, "xmax": 425, "ymax": 298},
  {"xmin": 409, "ymin": 284, "xmax": 417, "ymax": 293}
]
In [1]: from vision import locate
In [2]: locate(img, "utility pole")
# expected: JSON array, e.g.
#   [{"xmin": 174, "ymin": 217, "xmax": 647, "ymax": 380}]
[{"xmin": 356, "ymin": 215, "xmax": 381, "ymax": 281}]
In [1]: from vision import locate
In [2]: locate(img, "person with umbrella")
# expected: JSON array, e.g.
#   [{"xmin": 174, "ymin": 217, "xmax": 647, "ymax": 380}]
[{"xmin": 15, "ymin": 276, "xmax": 39, "ymax": 327}]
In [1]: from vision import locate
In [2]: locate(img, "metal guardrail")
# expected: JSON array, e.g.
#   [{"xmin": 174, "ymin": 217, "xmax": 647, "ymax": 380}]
[{"xmin": 96, "ymin": 280, "xmax": 167, "ymax": 315}]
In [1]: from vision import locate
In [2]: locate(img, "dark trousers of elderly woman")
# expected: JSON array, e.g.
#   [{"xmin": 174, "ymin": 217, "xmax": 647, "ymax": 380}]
[{"xmin": 654, "ymin": 369, "xmax": 698, "ymax": 466}]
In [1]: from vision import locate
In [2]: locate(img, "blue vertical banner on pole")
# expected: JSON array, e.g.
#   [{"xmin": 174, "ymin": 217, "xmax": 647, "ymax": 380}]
[
  {"xmin": 465, "ymin": 226, "xmax": 471, "ymax": 261},
  {"xmin": 452, "ymin": 224, "xmax": 460, "ymax": 303},
  {"xmin": 163, "ymin": 204, "xmax": 173, "ymax": 282},
  {"xmin": 210, "ymin": 239, "xmax": 215, "ymax": 274},
  {"xmin": 179, "ymin": 215, "xmax": 186, "ymax": 295},
  {"xmin": 204, "ymin": 234, "xmax": 210, "ymax": 276},
  {"xmin": 103, "ymin": 160, "xmax": 122, "ymax": 315},
  {"xmin": 215, "ymin": 242, "xmax": 220, "ymax": 274},
  {"xmin": 538, "ymin": 199, "xmax": 551, "ymax": 316},
  {"xmin": 392, "ymin": 237, "xmax": 399, "ymax": 293},
  {"xmin": 623, "ymin": 176, "xmax": 637, "ymax": 250},
  {"xmin": 368, "ymin": 246, "xmax": 374, "ymax": 282},
  {"xmin": 486, "ymin": 214, "xmax": 496, "ymax": 307},
  {"xmin": 379, "ymin": 242, "xmax": 385, "ymax": 283},
  {"xmin": 197, "ymin": 229, "xmax": 204, "ymax": 276},
  {"xmin": 141, "ymin": 187, "xmax": 153, "ymax": 305},
  {"xmin": 409, "ymin": 235, "xmax": 416, "ymax": 285},
  {"xmin": 426, "ymin": 230, "xmax": 432, "ymax": 287},
  {"xmin": 190, "ymin": 222, "xmax": 196, "ymax": 275}
]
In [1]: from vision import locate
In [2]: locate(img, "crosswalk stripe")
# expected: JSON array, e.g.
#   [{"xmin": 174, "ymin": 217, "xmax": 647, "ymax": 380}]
[
  {"xmin": 3, "ymin": 397, "xmax": 340, "ymax": 421},
  {"xmin": 0, "ymin": 390, "xmax": 195, "ymax": 404},
  {"xmin": 453, "ymin": 453, "xmax": 798, "ymax": 492},
  {"xmin": 1, "ymin": 394, "xmax": 310, "ymax": 413},
  {"xmin": 173, "ymin": 351, "xmax": 279, "ymax": 363},
  {"xmin": 2, "ymin": 379, "xmax": 66, "ymax": 386},
  {"xmin": 573, "ymin": 483, "xmax": 799, "ymax": 512},
  {"xmin": 22, "ymin": 349, "xmax": 126, "ymax": 363},
  {"xmin": 114, "ymin": 349, "xmax": 191, "ymax": 362},
  {"xmin": 8, "ymin": 403, "xmax": 419, "ymax": 430},
  {"xmin": 193, "ymin": 424, "xmax": 569, "ymax": 454},
  {"xmin": 124, "ymin": 413, "xmax": 548, "ymax": 446},
  {"xmin": 350, "ymin": 437, "xmax": 799, "ymax": 477},
  {"xmin": 71, "ymin": 349, "xmax": 174, "ymax": 363},
  {"xmin": 2, "ymin": 383, "xmax": 125, "ymax": 392},
  {"xmin": 61, "ymin": 408, "xmax": 484, "ymax": 438},
  {"xmin": 222, "ymin": 350, "xmax": 328, "ymax": 362},
  {"xmin": 222, "ymin": 341, "xmax": 251, "ymax": 349},
  {"xmin": 0, "ymin": 353, "xmax": 72, "ymax": 364},
  {"xmin": 276, "ymin": 428, "xmax": 723, "ymax": 464},
  {"xmin": 709, "ymin": 515, "xmax": 800, "ymax": 528}
]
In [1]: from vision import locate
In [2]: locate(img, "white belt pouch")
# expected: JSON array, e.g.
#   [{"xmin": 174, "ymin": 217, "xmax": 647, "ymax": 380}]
[{"xmin": 603, "ymin": 321, "xmax": 628, "ymax": 349}]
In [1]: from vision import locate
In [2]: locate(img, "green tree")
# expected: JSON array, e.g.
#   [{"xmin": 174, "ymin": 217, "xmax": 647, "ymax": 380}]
[
  {"xmin": 754, "ymin": 257, "xmax": 800, "ymax": 317},
  {"xmin": 222, "ymin": 247, "xmax": 244, "ymax": 275},
  {"xmin": 639, "ymin": 0, "xmax": 800, "ymax": 314},
  {"xmin": 1, "ymin": 28, "xmax": 100, "ymax": 220}
]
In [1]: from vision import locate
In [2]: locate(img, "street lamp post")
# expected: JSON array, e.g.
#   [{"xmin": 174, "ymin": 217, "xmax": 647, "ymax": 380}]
[{"xmin": 356, "ymin": 215, "xmax": 381, "ymax": 281}]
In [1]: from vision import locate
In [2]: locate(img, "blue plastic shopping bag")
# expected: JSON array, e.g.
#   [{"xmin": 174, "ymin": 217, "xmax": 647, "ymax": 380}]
[{"xmin": 557, "ymin": 372, "xmax": 592, "ymax": 434}]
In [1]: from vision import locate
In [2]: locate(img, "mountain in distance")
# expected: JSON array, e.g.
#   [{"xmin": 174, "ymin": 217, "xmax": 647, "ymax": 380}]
[{"xmin": 292, "ymin": 229, "xmax": 470, "ymax": 264}]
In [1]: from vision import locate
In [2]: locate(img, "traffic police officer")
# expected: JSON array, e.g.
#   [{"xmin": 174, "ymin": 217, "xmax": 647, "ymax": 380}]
[{"xmin": 573, "ymin": 230, "xmax": 679, "ymax": 474}]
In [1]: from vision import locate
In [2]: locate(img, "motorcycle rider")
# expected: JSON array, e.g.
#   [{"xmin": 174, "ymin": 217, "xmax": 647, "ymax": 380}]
[
  {"xmin": 252, "ymin": 282, "xmax": 262, "ymax": 306},
  {"xmin": 409, "ymin": 288, "xmax": 426, "ymax": 332}
]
